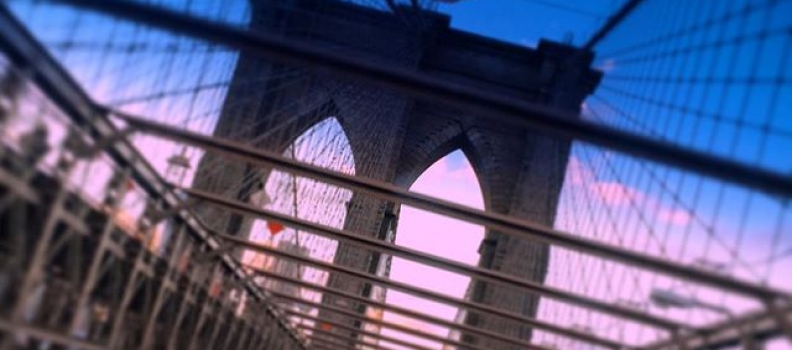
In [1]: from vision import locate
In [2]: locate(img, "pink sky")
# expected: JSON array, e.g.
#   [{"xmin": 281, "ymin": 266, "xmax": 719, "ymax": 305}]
[
  {"xmin": 380, "ymin": 151, "xmax": 484, "ymax": 349},
  {"xmin": 14, "ymin": 85, "xmax": 789, "ymax": 348},
  {"xmin": 8, "ymin": 11, "xmax": 787, "ymax": 343}
]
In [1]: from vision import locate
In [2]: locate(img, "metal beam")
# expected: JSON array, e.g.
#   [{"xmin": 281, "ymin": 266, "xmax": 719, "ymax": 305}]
[
  {"xmin": 288, "ymin": 312, "xmax": 436, "ymax": 350},
  {"xmin": 116, "ymin": 113, "xmax": 788, "ymax": 302},
  {"xmin": 254, "ymin": 268, "xmax": 548, "ymax": 350},
  {"xmin": 52, "ymin": 0, "xmax": 792, "ymax": 198},
  {"xmin": 309, "ymin": 343, "xmax": 347, "ymax": 350},
  {"xmin": 300, "ymin": 324, "xmax": 400, "ymax": 350},
  {"xmin": 306, "ymin": 335, "xmax": 385, "ymax": 350},
  {"xmin": 312, "ymin": 345, "xmax": 353, "ymax": 350},
  {"xmin": 0, "ymin": 5, "xmax": 307, "ymax": 348},
  {"xmin": 644, "ymin": 303, "xmax": 792, "ymax": 350},
  {"xmin": 10, "ymin": 2, "xmax": 792, "ymax": 348},
  {"xmin": 308, "ymin": 341, "xmax": 358, "ymax": 350},
  {"xmin": 235, "ymin": 237, "xmax": 627, "ymax": 349},
  {"xmin": 0, "ymin": 318, "xmax": 108, "ymax": 350},
  {"xmin": 269, "ymin": 289, "xmax": 489, "ymax": 350},
  {"xmin": 187, "ymin": 186, "xmax": 686, "ymax": 331}
]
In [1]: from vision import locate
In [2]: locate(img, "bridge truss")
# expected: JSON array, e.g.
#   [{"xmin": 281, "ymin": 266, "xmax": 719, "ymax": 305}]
[{"xmin": 0, "ymin": 0, "xmax": 791, "ymax": 349}]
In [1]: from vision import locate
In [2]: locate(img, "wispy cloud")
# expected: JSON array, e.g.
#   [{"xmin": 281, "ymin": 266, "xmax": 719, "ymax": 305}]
[
  {"xmin": 568, "ymin": 156, "xmax": 694, "ymax": 226},
  {"xmin": 656, "ymin": 207, "xmax": 693, "ymax": 225},
  {"xmin": 589, "ymin": 181, "xmax": 643, "ymax": 206},
  {"xmin": 566, "ymin": 156, "xmax": 594, "ymax": 185}
]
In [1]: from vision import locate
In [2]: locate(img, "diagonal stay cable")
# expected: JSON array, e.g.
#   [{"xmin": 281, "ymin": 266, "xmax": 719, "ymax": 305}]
[
  {"xmin": 0, "ymin": 6, "xmax": 309, "ymax": 347},
  {"xmin": 112, "ymin": 112, "xmax": 791, "ymax": 302},
  {"xmin": 50, "ymin": 0, "xmax": 792, "ymax": 199},
  {"xmin": 582, "ymin": 0, "xmax": 645, "ymax": 50}
]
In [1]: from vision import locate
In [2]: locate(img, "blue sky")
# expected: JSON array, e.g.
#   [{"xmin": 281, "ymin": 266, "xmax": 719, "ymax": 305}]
[
  {"xmin": 426, "ymin": 0, "xmax": 792, "ymax": 347},
  {"xmin": 433, "ymin": 0, "xmax": 792, "ymax": 262},
  {"xmin": 436, "ymin": 0, "xmax": 623, "ymax": 47},
  {"xmin": 6, "ymin": 0, "xmax": 791, "ymax": 348}
]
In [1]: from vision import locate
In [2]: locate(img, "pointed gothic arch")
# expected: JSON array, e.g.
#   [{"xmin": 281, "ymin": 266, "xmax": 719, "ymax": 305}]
[
  {"xmin": 392, "ymin": 117, "xmax": 495, "ymax": 213},
  {"xmin": 260, "ymin": 115, "xmax": 357, "ymax": 234},
  {"xmin": 381, "ymin": 149, "xmax": 486, "ymax": 346}
]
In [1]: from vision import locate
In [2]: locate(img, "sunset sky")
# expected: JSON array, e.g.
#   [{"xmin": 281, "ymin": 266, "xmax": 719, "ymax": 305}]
[{"xmin": 6, "ymin": 0, "xmax": 791, "ymax": 348}]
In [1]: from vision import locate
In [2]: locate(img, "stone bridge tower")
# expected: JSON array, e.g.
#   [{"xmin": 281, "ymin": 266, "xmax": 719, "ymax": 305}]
[{"xmin": 192, "ymin": 0, "xmax": 601, "ymax": 348}]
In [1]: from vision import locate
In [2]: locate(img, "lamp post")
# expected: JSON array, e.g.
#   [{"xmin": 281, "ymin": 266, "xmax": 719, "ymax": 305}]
[{"xmin": 649, "ymin": 289, "xmax": 764, "ymax": 349}]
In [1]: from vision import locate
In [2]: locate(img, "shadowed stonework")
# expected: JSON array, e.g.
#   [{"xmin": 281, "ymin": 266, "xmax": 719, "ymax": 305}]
[{"xmin": 193, "ymin": 0, "xmax": 601, "ymax": 347}]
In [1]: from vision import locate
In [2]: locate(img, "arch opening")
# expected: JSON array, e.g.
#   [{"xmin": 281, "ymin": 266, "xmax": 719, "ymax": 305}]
[
  {"xmin": 240, "ymin": 116, "xmax": 355, "ymax": 322},
  {"xmin": 379, "ymin": 149, "xmax": 485, "ymax": 349}
]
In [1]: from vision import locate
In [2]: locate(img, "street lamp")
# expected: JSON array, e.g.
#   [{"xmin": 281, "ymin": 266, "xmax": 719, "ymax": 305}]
[{"xmin": 649, "ymin": 288, "xmax": 763, "ymax": 349}]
